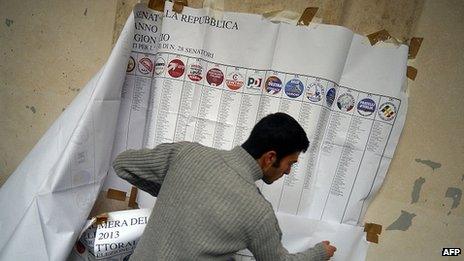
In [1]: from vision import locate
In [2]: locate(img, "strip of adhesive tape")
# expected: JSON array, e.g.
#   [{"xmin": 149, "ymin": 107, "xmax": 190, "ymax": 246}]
[
  {"xmin": 408, "ymin": 37, "xmax": 424, "ymax": 59},
  {"xmin": 364, "ymin": 223, "xmax": 382, "ymax": 244},
  {"xmin": 298, "ymin": 7, "xmax": 319, "ymax": 26},
  {"xmin": 173, "ymin": 0, "xmax": 188, "ymax": 13},
  {"xmin": 367, "ymin": 29, "xmax": 391, "ymax": 46},
  {"xmin": 407, "ymin": 66, "xmax": 418, "ymax": 80},
  {"xmin": 107, "ymin": 188, "xmax": 127, "ymax": 201},
  {"xmin": 128, "ymin": 186, "xmax": 139, "ymax": 208},
  {"xmin": 148, "ymin": 0, "xmax": 165, "ymax": 12}
]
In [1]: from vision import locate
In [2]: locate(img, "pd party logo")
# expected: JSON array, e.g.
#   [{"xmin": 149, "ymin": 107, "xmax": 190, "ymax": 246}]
[
  {"xmin": 167, "ymin": 59, "xmax": 185, "ymax": 78},
  {"xmin": 378, "ymin": 102, "xmax": 396, "ymax": 121},
  {"xmin": 265, "ymin": 76, "xmax": 282, "ymax": 95},
  {"xmin": 357, "ymin": 98, "xmax": 376, "ymax": 116},
  {"xmin": 127, "ymin": 56, "xmax": 135, "ymax": 73},
  {"xmin": 154, "ymin": 57, "xmax": 166, "ymax": 75},
  {"xmin": 285, "ymin": 78, "xmax": 304, "ymax": 98},
  {"xmin": 306, "ymin": 82, "xmax": 324, "ymax": 102},
  {"xmin": 138, "ymin": 57, "xmax": 153, "ymax": 75},
  {"xmin": 247, "ymin": 75, "xmax": 262, "ymax": 90},
  {"xmin": 187, "ymin": 63, "xmax": 203, "ymax": 82},
  {"xmin": 326, "ymin": 87, "xmax": 336, "ymax": 107},
  {"xmin": 226, "ymin": 71, "xmax": 244, "ymax": 90},
  {"xmin": 206, "ymin": 68, "xmax": 224, "ymax": 86},
  {"xmin": 337, "ymin": 93, "xmax": 355, "ymax": 112}
]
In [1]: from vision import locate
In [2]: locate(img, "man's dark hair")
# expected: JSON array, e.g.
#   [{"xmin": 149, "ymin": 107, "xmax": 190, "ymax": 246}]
[{"xmin": 242, "ymin": 112, "xmax": 309, "ymax": 162}]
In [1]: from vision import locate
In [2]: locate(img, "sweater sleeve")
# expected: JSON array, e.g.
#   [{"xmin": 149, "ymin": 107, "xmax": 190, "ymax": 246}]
[
  {"xmin": 248, "ymin": 212, "xmax": 328, "ymax": 261},
  {"xmin": 112, "ymin": 142, "xmax": 187, "ymax": 196}
]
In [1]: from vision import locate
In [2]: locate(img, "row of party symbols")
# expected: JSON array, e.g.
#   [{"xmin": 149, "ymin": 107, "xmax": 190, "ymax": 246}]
[
  {"xmin": 333, "ymin": 87, "xmax": 401, "ymax": 123},
  {"xmin": 126, "ymin": 52, "xmax": 400, "ymax": 123},
  {"xmin": 151, "ymin": 53, "xmax": 339, "ymax": 104}
]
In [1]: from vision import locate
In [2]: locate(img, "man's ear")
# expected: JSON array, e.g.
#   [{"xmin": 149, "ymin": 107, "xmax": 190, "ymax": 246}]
[{"xmin": 262, "ymin": 151, "xmax": 277, "ymax": 167}]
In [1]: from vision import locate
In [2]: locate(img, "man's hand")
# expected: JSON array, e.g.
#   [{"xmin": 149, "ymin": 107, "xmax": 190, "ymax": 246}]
[{"xmin": 321, "ymin": 240, "xmax": 337, "ymax": 259}]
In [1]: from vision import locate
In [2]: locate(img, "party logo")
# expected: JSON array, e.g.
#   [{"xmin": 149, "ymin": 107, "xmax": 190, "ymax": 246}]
[
  {"xmin": 187, "ymin": 63, "xmax": 203, "ymax": 82},
  {"xmin": 138, "ymin": 57, "xmax": 153, "ymax": 75},
  {"xmin": 378, "ymin": 102, "xmax": 396, "ymax": 121},
  {"xmin": 246, "ymin": 76, "xmax": 262, "ymax": 90},
  {"xmin": 206, "ymin": 68, "xmax": 224, "ymax": 86},
  {"xmin": 284, "ymin": 79, "xmax": 304, "ymax": 98},
  {"xmin": 154, "ymin": 57, "xmax": 166, "ymax": 75},
  {"xmin": 265, "ymin": 76, "xmax": 282, "ymax": 94},
  {"xmin": 337, "ymin": 93, "xmax": 355, "ymax": 112},
  {"xmin": 167, "ymin": 59, "xmax": 185, "ymax": 78},
  {"xmin": 226, "ymin": 71, "xmax": 244, "ymax": 90},
  {"xmin": 357, "ymin": 98, "xmax": 376, "ymax": 116},
  {"xmin": 326, "ymin": 87, "xmax": 336, "ymax": 107},
  {"xmin": 127, "ymin": 56, "xmax": 135, "ymax": 72},
  {"xmin": 306, "ymin": 82, "xmax": 324, "ymax": 102}
]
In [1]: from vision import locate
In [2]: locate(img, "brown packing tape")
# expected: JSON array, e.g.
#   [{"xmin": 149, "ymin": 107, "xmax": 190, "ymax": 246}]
[
  {"xmin": 407, "ymin": 66, "xmax": 418, "ymax": 80},
  {"xmin": 148, "ymin": 0, "xmax": 165, "ymax": 12},
  {"xmin": 363, "ymin": 223, "xmax": 370, "ymax": 232},
  {"xmin": 107, "ymin": 188, "xmax": 127, "ymax": 201},
  {"xmin": 96, "ymin": 213, "xmax": 108, "ymax": 225},
  {"xmin": 367, "ymin": 29, "xmax": 391, "ymax": 46},
  {"xmin": 173, "ymin": 0, "xmax": 188, "ymax": 13},
  {"xmin": 297, "ymin": 7, "xmax": 319, "ymax": 26},
  {"xmin": 408, "ymin": 37, "xmax": 424, "ymax": 59},
  {"xmin": 366, "ymin": 233, "xmax": 379, "ymax": 244},
  {"xmin": 368, "ymin": 224, "xmax": 382, "ymax": 234},
  {"xmin": 364, "ymin": 223, "xmax": 382, "ymax": 244},
  {"xmin": 128, "ymin": 186, "xmax": 139, "ymax": 208}
]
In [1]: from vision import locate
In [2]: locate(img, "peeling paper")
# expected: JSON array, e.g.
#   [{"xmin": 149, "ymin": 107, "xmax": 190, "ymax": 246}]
[{"xmin": 386, "ymin": 210, "xmax": 416, "ymax": 231}]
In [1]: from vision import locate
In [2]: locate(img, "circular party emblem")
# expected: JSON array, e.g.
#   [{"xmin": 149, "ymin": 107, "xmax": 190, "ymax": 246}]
[
  {"xmin": 306, "ymin": 82, "xmax": 324, "ymax": 102},
  {"xmin": 326, "ymin": 87, "xmax": 336, "ymax": 107},
  {"xmin": 206, "ymin": 68, "xmax": 224, "ymax": 86},
  {"xmin": 138, "ymin": 57, "xmax": 153, "ymax": 75},
  {"xmin": 154, "ymin": 57, "xmax": 165, "ymax": 75},
  {"xmin": 226, "ymin": 71, "xmax": 244, "ymax": 90},
  {"xmin": 167, "ymin": 59, "xmax": 185, "ymax": 78},
  {"xmin": 284, "ymin": 79, "xmax": 304, "ymax": 98},
  {"xmin": 127, "ymin": 56, "xmax": 135, "ymax": 72},
  {"xmin": 187, "ymin": 63, "xmax": 203, "ymax": 82},
  {"xmin": 337, "ymin": 93, "xmax": 355, "ymax": 112},
  {"xmin": 357, "ymin": 98, "xmax": 376, "ymax": 116},
  {"xmin": 378, "ymin": 102, "xmax": 396, "ymax": 121},
  {"xmin": 265, "ymin": 76, "xmax": 282, "ymax": 94}
]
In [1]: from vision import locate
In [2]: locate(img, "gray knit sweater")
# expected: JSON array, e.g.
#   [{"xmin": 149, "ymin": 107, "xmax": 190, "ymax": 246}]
[{"xmin": 113, "ymin": 142, "xmax": 327, "ymax": 260}]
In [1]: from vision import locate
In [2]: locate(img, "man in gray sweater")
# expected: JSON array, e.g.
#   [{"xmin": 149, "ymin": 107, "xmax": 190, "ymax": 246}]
[{"xmin": 113, "ymin": 112, "xmax": 337, "ymax": 260}]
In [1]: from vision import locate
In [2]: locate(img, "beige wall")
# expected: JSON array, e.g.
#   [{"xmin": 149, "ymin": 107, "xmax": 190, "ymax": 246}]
[
  {"xmin": 0, "ymin": 0, "xmax": 462, "ymax": 259},
  {"xmin": 0, "ymin": 0, "xmax": 117, "ymax": 185}
]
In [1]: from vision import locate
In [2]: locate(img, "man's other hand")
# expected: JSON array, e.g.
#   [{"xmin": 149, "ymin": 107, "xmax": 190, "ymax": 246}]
[{"xmin": 321, "ymin": 240, "xmax": 337, "ymax": 259}]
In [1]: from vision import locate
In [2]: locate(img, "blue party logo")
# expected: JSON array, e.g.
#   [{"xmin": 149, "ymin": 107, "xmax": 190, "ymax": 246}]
[
  {"xmin": 357, "ymin": 98, "xmax": 376, "ymax": 116},
  {"xmin": 326, "ymin": 87, "xmax": 336, "ymax": 107},
  {"xmin": 285, "ymin": 79, "xmax": 304, "ymax": 98}
]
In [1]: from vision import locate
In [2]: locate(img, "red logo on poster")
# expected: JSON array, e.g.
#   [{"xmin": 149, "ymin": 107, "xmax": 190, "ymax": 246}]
[
  {"xmin": 138, "ymin": 57, "xmax": 153, "ymax": 74},
  {"xmin": 206, "ymin": 68, "xmax": 224, "ymax": 86},
  {"xmin": 226, "ymin": 71, "xmax": 244, "ymax": 90},
  {"xmin": 168, "ymin": 59, "xmax": 185, "ymax": 78}
]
